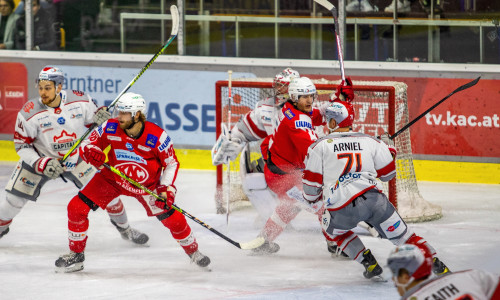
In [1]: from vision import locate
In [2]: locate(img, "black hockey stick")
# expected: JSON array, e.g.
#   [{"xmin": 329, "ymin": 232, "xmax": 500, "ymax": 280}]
[
  {"xmin": 314, "ymin": 0, "xmax": 345, "ymax": 80},
  {"xmin": 102, "ymin": 163, "xmax": 265, "ymax": 250},
  {"xmin": 390, "ymin": 77, "xmax": 480, "ymax": 140},
  {"xmin": 60, "ymin": 5, "xmax": 180, "ymax": 164}
]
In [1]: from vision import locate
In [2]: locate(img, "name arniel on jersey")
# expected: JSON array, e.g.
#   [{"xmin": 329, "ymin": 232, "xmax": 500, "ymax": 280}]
[{"xmin": 329, "ymin": 141, "xmax": 363, "ymax": 152}]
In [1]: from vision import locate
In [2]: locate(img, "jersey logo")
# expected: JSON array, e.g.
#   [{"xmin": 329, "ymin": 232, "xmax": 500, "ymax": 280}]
[
  {"xmin": 158, "ymin": 136, "xmax": 171, "ymax": 151},
  {"xmin": 72, "ymin": 90, "xmax": 84, "ymax": 96},
  {"xmin": 114, "ymin": 149, "xmax": 147, "ymax": 164},
  {"xmin": 386, "ymin": 220, "xmax": 401, "ymax": 232},
  {"xmin": 294, "ymin": 120, "xmax": 312, "ymax": 129},
  {"xmin": 145, "ymin": 134, "xmax": 158, "ymax": 148},
  {"xmin": 71, "ymin": 113, "xmax": 83, "ymax": 119},
  {"xmin": 106, "ymin": 122, "xmax": 118, "ymax": 134},
  {"xmin": 284, "ymin": 109, "xmax": 295, "ymax": 120},
  {"xmin": 23, "ymin": 101, "xmax": 34, "ymax": 113},
  {"xmin": 125, "ymin": 143, "xmax": 133, "ymax": 151},
  {"xmin": 115, "ymin": 162, "xmax": 149, "ymax": 184},
  {"xmin": 57, "ymin": 117, "xmax": 66, "ymax": 125}
]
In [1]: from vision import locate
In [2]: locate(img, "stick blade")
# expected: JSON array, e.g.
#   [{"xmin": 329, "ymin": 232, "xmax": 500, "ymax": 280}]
[
  {"xmin": 314, "ymin": 0, "xmax": 335, "ymax": 11},
  {"xmin": 170, "ymin": 5, "xmax": 180, "ymax": 36},
  {"xmin": 238, "ymin": 237, "xmax": 265, "ymax": 250}
]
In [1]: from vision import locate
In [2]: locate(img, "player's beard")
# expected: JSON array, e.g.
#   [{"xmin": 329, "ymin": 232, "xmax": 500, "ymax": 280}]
[
  {"xmin": 42, "ymin": 93, "xmax": 59, "ymax": 106},
  {"xmin": 119, "ymin": 119, "xmax": 133, "ymax": 130}
]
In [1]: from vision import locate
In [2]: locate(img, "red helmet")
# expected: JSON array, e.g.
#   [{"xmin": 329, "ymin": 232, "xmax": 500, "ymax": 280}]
[
  {"xmin": 325, "ymin": 100, "xmax": 355, "ymax": 129},
  {"xmin": 387, "ymin": 243, "xmax": 433, "ymax": 281}
]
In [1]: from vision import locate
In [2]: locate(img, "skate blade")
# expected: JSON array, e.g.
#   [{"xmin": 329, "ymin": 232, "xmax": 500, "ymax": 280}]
[
  {"xmin": 239, "ymin": 237, "xmax": 265, "ymax": 250},
  {"xmin": 370, "ymin": 275, "xmax": 387, "ymax": 282},
  {"xmin": 55, "ymin": 263, "xmax": 84, "ymax": 273}
]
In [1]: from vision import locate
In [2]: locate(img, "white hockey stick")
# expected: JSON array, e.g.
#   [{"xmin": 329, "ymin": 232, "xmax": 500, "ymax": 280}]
[
  {"xmin": 314, "ymin": 0, "xmax": 345, "ymax": 81},
  {"xmin": 61, "ymin": 5, "xmax": 179, "ymax": 164},
  {"xmin": 225, "ymin": 70, "xmax": 233, "ymax": 225}
]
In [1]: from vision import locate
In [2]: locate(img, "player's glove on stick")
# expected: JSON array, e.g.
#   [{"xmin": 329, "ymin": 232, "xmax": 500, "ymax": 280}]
[
  {"xmin": 93, "ymin": 106, "xmax": 111, "ymax": 126},
  {"xmin": 334, "ymin": 77, "xmax": 354, "ymax": 103},
  {"xmin": 34, "ymin": 157, "xmax": 64, "ymax": 179},
  {"xmin": 82, "ymin": 144, "xmax": 106, "ymax": 168},
  {"xmin": 155, "ymin": 185, "xmax": 176, "ymax": 210},
  {"xmin": 379, "ymin": 132, "xmax": 397, "ymax": 159}
]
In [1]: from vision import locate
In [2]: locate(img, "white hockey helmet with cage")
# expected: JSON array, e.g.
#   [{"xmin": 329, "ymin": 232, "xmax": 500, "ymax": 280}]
[
  {"xmin": 115, "ymin": 92, "xmax": 147, "ymax": 117},
  {"xmin": 273, "ymin": 67, "xmax": 300, "ymax": 91},
  {"xmin": 325, "ymin": 100, "xmax": 355, "ymax": 130},
  {"xmin": 288, "ymin": 77, "xmax": 317, "ymax": 102},
  {"xmin": 37, "ymin": 66, "xmax": 64, "ymax": 87},
  {"xmin": 387, "ymin": 244, "xmax": 433, "ymax": 281}
]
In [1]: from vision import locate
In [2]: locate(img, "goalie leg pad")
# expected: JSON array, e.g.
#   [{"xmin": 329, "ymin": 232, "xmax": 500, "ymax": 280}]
[
  {"xmin": 5, "ymin": 161, "xmax": 48, "ymax": 201},
  {"xmin": 0, "ymin": 193, "xmax": 28, "ymax": 221}
]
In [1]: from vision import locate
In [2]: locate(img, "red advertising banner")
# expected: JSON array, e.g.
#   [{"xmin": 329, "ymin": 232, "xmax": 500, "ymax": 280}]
[
  {"xmin": 0, "ymin": 63, "xmax": 28, "ymax": 135},
  {"xmin": 309, "ymin": 75, "xmax": 500, "ymax": 159}
]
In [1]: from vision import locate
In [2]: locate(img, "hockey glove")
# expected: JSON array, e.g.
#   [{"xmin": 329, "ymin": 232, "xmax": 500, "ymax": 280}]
[
  {"xmin": 334, "ymin": 77, "xmax": 355, "ymax": 103},
  {"xmin": 93, "ymin": 106, "xmax": 111, "ymax": 126},
  {"xmin": 155, "ymin": 185, "xmax": 176, "ymax": 210},
  {"xmin": 211, "ymin": 124, "xmax": 245, "ymax": 165},
  {"xmin": 82, "ymin": 144, "xmax": 106, "ymax": 168},
  {"xmin": 379, "ymin": 132, "xmax": 397, "ymax": 159},
  {"xmin": 34, "ymin": 157, "xmax": 64, "ymax": 179}
]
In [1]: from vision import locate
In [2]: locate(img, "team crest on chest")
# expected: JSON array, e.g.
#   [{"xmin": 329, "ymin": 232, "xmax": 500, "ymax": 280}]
[{"xmin": 145, "ymin": 134, "xmax": 158, "ymax": 148}]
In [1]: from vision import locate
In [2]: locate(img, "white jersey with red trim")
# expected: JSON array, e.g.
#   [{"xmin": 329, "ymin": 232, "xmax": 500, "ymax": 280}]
[
  {"xmin": 403, "ymin": 269, "xmax": 500, "ymax": 300},
  {"xmin": 13, "ymin": 90, "xmax": 97, "ymax": 170},
  {"xmin": 235, "ymin": 96, "xmax": 283, "ymax": 142},
  {"xmin": 302, "ymin": 131, "xmax": 396, "ymax": 210},
  {"xmin": 85, "ymin": 119, "xmax": 179, "ymax": 194}
]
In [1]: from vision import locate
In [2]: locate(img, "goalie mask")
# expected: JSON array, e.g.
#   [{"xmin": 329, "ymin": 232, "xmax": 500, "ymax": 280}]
[
  {"xmin": 387, "ymin": 244, "xmax": 433, "ymax": 282},
  {"xmin": 273, "ymin": 68, "xmax": 300, "ymax": 96},
  {"xmin": 114, "ymin": 92, "xmax": 147, "ymax": 118},
  {"xmin": 36, "ymin": 66, "xmax": 64, "ymax": 87},
  {"xmin": 325, "ymin": 100, "xmax": 355, "ymax": 131},
  {"xmin": 288, "ymin": 77, "xmax": 317, "ymax": 103}
]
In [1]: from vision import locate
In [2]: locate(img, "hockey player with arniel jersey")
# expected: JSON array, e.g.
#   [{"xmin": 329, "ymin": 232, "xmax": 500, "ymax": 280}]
[
  {"xmin": 388, "ymin": 244, "xmax": 500, "ymax": 299},
  {"xmin": 0, "ymin": 66, "xmax": 148, "ymax": 245},
  {"xmin": 55, "ymin": 92, "xmax": 210, "ymax": 273},
  {"xmin": 211, "ymin": 68, "xmax": 300, "ymax": 221},
  {"xmin": 302, "ymin": 100, "xmax": 450, "ymax": 280}
]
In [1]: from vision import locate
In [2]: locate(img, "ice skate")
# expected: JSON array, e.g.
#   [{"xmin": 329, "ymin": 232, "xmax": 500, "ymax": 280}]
[
  {"xmin": 0, "ymin": 227, "xmax": 9, "ymax": 239},
  {"xmin": 432, "ymin": 257, "xmax": 450, "ymax": 275},
  {"xmin": 361, "ymin": 249, "xmax": 384, "ymax": 281},
  {"xmin": 111, "ymin": 220, "xmax": 149, "ymax": 245},
  {"xmin": 327, "ymin": 241, "xmax": 349, "ymax": 258},
  {"xmin": 189, "ymin": 250, "xmax": 211, "ymax": 268},
  {"xmin": 251, "ymin": 241, "xmax": 280, "ymax": 255},
  {"xmin": 55, "ymin": 251, "xmax": 85, "ymax": 273}
]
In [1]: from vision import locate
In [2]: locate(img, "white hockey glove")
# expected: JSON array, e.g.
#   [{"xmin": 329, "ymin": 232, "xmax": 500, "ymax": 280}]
[
  {"xmin": 379, "ymin": 132, "xmax": 397, "ymax": 159},
  {"xmin": 34, "ymin": 157, "xmax": 64, "ymax": 179},
  {"xmin": 211, "ymin": 124, "xmax": 245, "ymax": 166},
  {"xmin": 93, "ymin": 106, "xmax": 111, "ymax": 126},
  {"xmin": 286, "ymin": 186, "xmax": 324, "ymax": 214}
]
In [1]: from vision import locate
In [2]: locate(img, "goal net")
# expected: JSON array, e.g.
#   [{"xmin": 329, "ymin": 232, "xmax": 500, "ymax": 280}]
[{"xmin": 215, "ymin": 78, "xmax": 442, "ymax": 223}]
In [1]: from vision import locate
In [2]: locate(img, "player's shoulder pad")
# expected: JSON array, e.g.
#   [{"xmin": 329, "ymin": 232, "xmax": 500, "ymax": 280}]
[
  {"xmin": 65, "ymin": 89, "xmax": 90, "ymax": 103},
  {"xmin": 19, "ymin": 98, "xmax": 46, "ymax": 119},
  {"xmin": 308, "ymin": 134, "xmax": 333, "ymax": 149},
  {"xmin": 143, "ymin": 121, "xmax": 169, "ymax": 149}
]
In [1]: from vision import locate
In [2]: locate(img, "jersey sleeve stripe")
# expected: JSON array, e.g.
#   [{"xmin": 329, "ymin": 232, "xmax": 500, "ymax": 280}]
[
  {"xmin": 303, "ymin": 169, "xmax": 323, "ymax": 185},
  {"xmin": 243, "ymin": 113, "xmax": 267, "ymax": 139},
  {"xmin": 376, "ymin": 161, "xmax": 396, "ymax": 181}
]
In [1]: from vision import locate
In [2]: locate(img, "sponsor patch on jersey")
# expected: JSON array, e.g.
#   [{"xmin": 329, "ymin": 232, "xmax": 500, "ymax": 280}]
[
  {"xmin": 145, "ymin": 134, "xmax": 158, "ymax": 148},
  {"xmin": 158, "ymin": 136, "xmax": 171, "ymax": 151},
  {"xmin": 57, "ymin": 117, "xmax": 65, "ymax": 125},
  {"xmin": 72, "ymin": 90, "xmax": 84, "ymax": 97},
  {"xmin": 23, "ymin": 101, "xmax": 34, "ymax": 113},
  {"xmin": 106, "ymin": 122, "xmax": 118, "ymax": 134},
  {"xmin": 20, "ymin": 177, "xmax": 36, "ymax": 188},
  {"xmin": 114, "ymin": 149, "xmax": 147, "ymax": 164},
  {"xmin": 125, "ymin": 143, "xmax": 133, "ymax": 151},
  {"xmin": 71, "ymin": 113, "xmax": 83, "ymax": 119},
  {"xmin": 107, "ymin": 136, "xmax": 122, "ymax": 141},
  {"xmin": 386, "ymin": 220, "xmax": 401, "ymax": 232},
  {"xmin": 284, "ymin": 109, "xmax": 295, "ymax": 120},
  {"xmin": 138, "ymin": 144, "xmax": 151, "ymax": 152},
  {"xmin": 40, "ymin": 121, "xmax": 52, "ymax": 128},
  {"xmin": 294, "ymin": 120, "xmax": 312, "ymax": 129}
]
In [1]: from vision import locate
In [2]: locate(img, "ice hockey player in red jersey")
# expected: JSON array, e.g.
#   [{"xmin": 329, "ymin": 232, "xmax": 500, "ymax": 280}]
[
  {"xmin": 302, "ymin": 100, "xmax": 450, "ymax": 280},
  {"xmin": 0, "ymin": 66, "xmax": 148, "ymax": 245},
  {"xmin": 388, "ymin": 243, "xmax": 500, "ymax": 299},
  {"xmin": 55, "ymin": 92, "xmax": 210, "ymax": 272}
]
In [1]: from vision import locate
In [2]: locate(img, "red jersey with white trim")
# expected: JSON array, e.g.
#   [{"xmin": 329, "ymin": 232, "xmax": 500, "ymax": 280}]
[
  {"xmin": 264, "ymin": 101, "xmax": 325, "ymax": 173},
  {"xmin": 402, "ymin": 269, "xmax": 500, "ymax": 300},
  {"xmin": 85, "ymin": 119, "xmax": 179, "ymax": 194},
  {"xmin": 13, "ymin": 90, "xmax": 97, "ymax": 170},
  {"xmin": 302, "ymin": 131, "xmax": 396, "ymax": 210}
]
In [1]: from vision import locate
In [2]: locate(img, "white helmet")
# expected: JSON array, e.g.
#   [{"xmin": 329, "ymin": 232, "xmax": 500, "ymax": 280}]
[
  {"xmin": 37, "ymin": 66, "xmax": 64, "ymax": 86},
  {"xmin": 387, "ymin": 244, "xmax": 433, "ymax": 281},
  {"xmin": 273, "ymin": 68, "xmax": 300, "ymax": 96},
  {"xmin": 288, "ymin": 77, "xmax": 317, "ymax": 102},
  {"xmin": 325, "ymin": 100, "xmax": 355, "ymax": 130},
  {"xmin": 115, "ymin": 92, "xmax": 147, "ymax": 117}
]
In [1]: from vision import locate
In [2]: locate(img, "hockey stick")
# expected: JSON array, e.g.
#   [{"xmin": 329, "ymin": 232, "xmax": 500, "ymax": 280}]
[
  {"xmin": 102, "ymin": 163, "xmax": 265, "ymax": 250},
  {"xmin": 390, "ymin": 77, "xmax": 480, "ymax": 140},
  {"xmin": 314, "ymin": 0, "xmax": 345, "ymax": 81},
  {"xmin": 225, "ymin": 70, "xmax": 233, "ymax": 225},
  {"xmin": 60, "ymin": 5, "xmax": 180, "ymax": 164}
]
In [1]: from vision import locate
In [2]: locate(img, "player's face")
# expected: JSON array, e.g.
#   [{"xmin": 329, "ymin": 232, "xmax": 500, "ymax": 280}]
[
  {"xmin": 38, "ymin": 80, "xmax": 61, "ymax": 106},
  {"xmin": 118, "ymin": 111, "xmax": 134, "ymax": 129},
  {"xmin": 295, "ymin": 94, "xmax": 315, "ymax": 113},
  {"xmin": 392, "ymin": 275, "xmax": 408, "ymax": 296}
]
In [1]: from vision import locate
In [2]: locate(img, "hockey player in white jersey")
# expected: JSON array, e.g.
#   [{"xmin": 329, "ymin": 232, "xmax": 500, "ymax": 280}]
[
  {"xmin": 302, "ymin": 100, "xmax": 449, "ymax": 280},
  {"xmin": 388, "ymin": 244, "xmax": 500, "ymax": 299},
  {"xmin": 0, "ymin": 66, "xmax": 148, "ymax": 244}
]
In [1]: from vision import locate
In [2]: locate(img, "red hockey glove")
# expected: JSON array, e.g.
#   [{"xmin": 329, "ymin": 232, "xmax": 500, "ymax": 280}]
[
  {"xmin": 334, "ymin": 77, "xmax": 354, "ymax": 103},
  {"xmin": 155, "ymin": 185, "xmax": 176, "ymax": 210},
  {"xmin": 388, "ymin": 145, "xmax": 398, "ymax": 159},
  {"xmin": 83, "ymin": 144, "xmax": 106, "ymax": 168}
]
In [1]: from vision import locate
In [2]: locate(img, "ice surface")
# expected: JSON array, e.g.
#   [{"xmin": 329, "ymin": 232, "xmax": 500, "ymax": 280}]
[{"xmin": 0, "ymin": 162, "xmax": 499, "ymax": 300}]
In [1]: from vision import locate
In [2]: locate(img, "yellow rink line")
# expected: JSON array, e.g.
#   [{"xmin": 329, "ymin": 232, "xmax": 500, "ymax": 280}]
[{"xmin": 0, "ymin": 141, "xmax": 498, "ymax": 184}]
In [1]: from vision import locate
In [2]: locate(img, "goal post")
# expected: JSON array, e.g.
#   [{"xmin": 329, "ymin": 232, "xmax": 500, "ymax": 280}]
[{"xmin": 215, "ymin": 78, "xmax": 442, "ymax": 223}]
